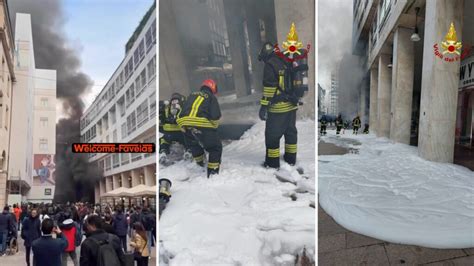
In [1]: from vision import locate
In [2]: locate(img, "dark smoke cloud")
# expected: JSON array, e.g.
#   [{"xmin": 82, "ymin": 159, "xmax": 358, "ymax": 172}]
[{"xmin": 9, "ymin": 0, "xmax": 100, "ymax": 203}]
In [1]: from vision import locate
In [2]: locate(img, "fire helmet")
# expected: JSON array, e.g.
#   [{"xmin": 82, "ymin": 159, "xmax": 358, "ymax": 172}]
[{"xmin": 201, "ymin": 79, "xmax": 217, "ymax": 94}]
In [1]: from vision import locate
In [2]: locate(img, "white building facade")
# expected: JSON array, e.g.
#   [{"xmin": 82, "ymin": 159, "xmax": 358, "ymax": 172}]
[
  {"xmin": 8, "ymin": 13, "xmax": 57, "ymax": 204},
  {"xmin": 80, "ymin": 6, "xmax": 156, "ymax": 206}
]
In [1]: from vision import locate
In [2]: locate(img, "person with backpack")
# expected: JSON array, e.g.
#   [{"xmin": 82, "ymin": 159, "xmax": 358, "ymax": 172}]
[
  {"xmin": 0, "ymin": 205, "xmax": 16, "ymax": 256},
  {"xmin": 80, "ymin": 215, "xmax": 125, "ymax": 266},
  {"xmin": 112, "ymin": 207, "xmax": 128, "ymax": 252},
  {"xmin": 59, "ymin": 218, "xmax": 80, "ymax": 266},
  {"xmin": 31, "ymin": 218, "xmax": 68, "ymax": 266},
  {"xmin": 129, "ymin": 222, "xmax": 149, "ymax": 266}
]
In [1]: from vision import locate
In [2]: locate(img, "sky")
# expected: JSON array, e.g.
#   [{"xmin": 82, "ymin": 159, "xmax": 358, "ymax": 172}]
[
  {"xmin": 62, "ymin": 0, "xmax": 154, "ymax": 109},
  {"xmin": 318, "ymin": 0, "xmax": 352, "ymax": 95}
]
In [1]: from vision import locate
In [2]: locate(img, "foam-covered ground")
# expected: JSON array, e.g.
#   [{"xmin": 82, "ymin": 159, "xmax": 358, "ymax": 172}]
[
  {"xmin": 319, "ymin": 130, "xmax": 474, "ymax": 248},
  {"xmin": 160, "ymin": 120, "xmax": 315, "ymax": 265}
]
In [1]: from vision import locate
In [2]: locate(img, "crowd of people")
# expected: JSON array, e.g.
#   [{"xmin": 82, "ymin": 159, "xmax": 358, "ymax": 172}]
[{"xmin": 0, "ymin": 202, "xmax": 156, "ymax": 266}]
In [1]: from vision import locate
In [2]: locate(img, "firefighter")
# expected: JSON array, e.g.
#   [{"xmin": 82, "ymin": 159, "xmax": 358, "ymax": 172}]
[
  {"xmin": 159, "ymin": 93, "xmax": 190, "ymax": 163},
  {"xmin": 353, "ymin": 115, "xmax": 361, "ymax": 134},
  {"xmin": 320, "ymin": 116, "xmax": 327, "ymax": 136},
  {"xmin": 177, "ymin": 79, "xmax": 222, "ymax": 177},
  {"xmin": 335, "ymin": 115, "xmax": 343, "ymax": 135},
  {"xmin": 363, "ymin": 123, "xmax": 369, "ymax": 134},
  {"xmin": 258, "ymin": 23, "xmax": 309, "ymax": 169}
]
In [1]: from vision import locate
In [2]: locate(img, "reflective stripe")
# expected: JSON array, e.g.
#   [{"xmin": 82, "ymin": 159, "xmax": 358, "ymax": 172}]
[
  {"xmin": 194, "ymin": 154, "xmax": 204, "ymax": 162},
  {"xmin": 207, "ymin": 162, "xmax": 220, "ymax": 169},
  {"xmin": 160, "ymin": 138, "xmax": 168, "ymax": 144},
  {"xmin": 285, "ymin": 144, "xmax": 297, "ymax": 153},
  {"xmin": 163, "ymin": 124, "xmax": 181, "ymax": 132},
  {"xmin": 268, "ymin": 102, "xmax": 298, "ymax": 113},
  {"xmin": 279, "ymin": 74, "xmax": 285, "ymax": 90},
  {"xmin": 190, "ymin": 96, "xmax": 204, "ymax": 117},
  {"xmin": 263, "ymin": 87, "xmax": 277, "ymax": 97},
  {"xmin": 177, "ymin": 117, "xmax": 219, "ymax": 129},
  {"xmin": 267, "ymin": 148, "xmax": 280, "ymax": 158},
  {"xmin": 260, "ymin": 99, "xmax": 270, "ymax": 106}
]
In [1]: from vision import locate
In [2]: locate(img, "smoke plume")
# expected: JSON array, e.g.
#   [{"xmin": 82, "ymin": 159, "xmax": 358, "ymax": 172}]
[{"xmin": 9, "ymin": 0, "xmax": 100, "ymax": 203}]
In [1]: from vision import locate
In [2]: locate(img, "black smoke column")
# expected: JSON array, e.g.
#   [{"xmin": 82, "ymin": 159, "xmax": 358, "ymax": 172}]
[{"xmin": 9, "ymin": 0, "xmax": 101, "ymax": 202}]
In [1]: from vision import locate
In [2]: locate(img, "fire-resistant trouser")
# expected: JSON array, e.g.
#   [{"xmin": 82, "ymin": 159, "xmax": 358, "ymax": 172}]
[
  {"xmin": 353, "ymin": 126, "xmax": 360, "ymax": 134},
  {"xmin": 184, "ymin": 127, "xmax": 222, "ymax": 175},
  {"xmin": 265, "ymin": 110, "xmax": 297, "ymax": 168},
  {"xmin": 320, "ymin": 125, "xmax": 327, "ymax": 135},
  {"xmin": 336, "ymin": 125, "xmax": 342, "ymax": 134},
  {"xmin": 159, "ymin": 131, "xmax": 186, "ymax": 154}
]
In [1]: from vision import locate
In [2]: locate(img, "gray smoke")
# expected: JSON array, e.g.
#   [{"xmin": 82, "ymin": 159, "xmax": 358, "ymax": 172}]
[
  {"xmin": 318, "ymin": 0, "xmax": 366, "ymax": 120},
  {"xmin": 9, "ymin": 0, "xmax": 99, "ymax": 203}
]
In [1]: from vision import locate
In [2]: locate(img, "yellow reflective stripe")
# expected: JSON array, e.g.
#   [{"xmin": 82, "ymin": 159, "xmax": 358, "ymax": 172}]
[
  {"xmin": 279, "ymin": 75, "xmax": 284, "ymax": 91},
  {"xmin": 263, "ymin": 87, "xmax": 277, "ymax": 97},
  {"xmin": 268, "ymin": 102, "xmax": 298, "ymax": 113},
  {"xmin": 194, "ymin": 154, "xmax": 204, "ymax": 162},
  {"xmin": 163, "ymin": 124, "xmax": 181, "ymax": 131},
  {"xmin": 207, "ymin": 162, "xmax": 220, "ymax": 169},
  {"xmin": 177, "ymin": 117, "xmax": 219, "ymax": 129},
  {"xmin": 267, "ymin": 148, "xmax": 280, "ymax": 158},
  {"xmin": 260, "ymin": 99, "xmax": 269, "ymax": 106},
  {"xmin": 160, "ymin": 138, "xmax": 168, "ymax": 144},
  {"xmin": 285, "ymin": 144, "xmax": 297, "ymax": 153},
  {"xmin": 159, "ymin": 187, "xmax": 171, "ymax": 197},
  {"xmin": 190, "ymin": 96, "xmax": 204, "ymax": 117}
]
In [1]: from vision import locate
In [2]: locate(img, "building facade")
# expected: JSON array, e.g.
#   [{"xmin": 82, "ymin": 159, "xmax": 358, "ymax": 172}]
[
  {"xmin": 80, "ymin": 4, "xmax": 156, "ymax": 206},
  {"xmin": 7, "ymin": 13, "xmax": 57, "ymax": 204},
  {"xmin": 352, "ymin": 0, "xmax": 473, "ymax": 165},
  {"xmin": 0, "ymin": 0, "xmax": 15, "ymax": 208},
  {"xmin": 329, "ymin": 73, "xmax": 339, "ymax": 116}
]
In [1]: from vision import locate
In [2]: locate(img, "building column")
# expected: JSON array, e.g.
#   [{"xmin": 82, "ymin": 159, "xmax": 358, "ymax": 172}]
[
  {"xmin": 121, "ymin": 172, "xmax": 130, "ymax": 188},
  {"xmin": 359, "ymin": 83, "xmax": 367, "ymax": 125},
  {"xmin": 390, "ymin": 27, "xmax": 415, "ymax": 144},
  {"xmin": 105, "ymin": 176, "xmax": 112, "ymax": 192},
  {"xmin": 94, "ymin": 184, "xmax": 100, "ymax": 204},
  {"xmin": 112, "ymin": 175, "xmax": 120, "ymax": 190},
  {"xmin": 418, "ymin": 0, "xmax": 463, "ymax": 162},
  {"xmin": 377, "ymin": 54, "xmax": 392, "ymax": 138},
  {"xmin": 131, "ymin": 169, "xmax": 140, "ymax": 187},
  {"xmin": 0, "ymin": 173, "xmax": 7, "ymax": 207},
  {"xmin": 144, "ymin": 165, "xmax": 155, "ymax": 186},
  {"xmin": 99, "ymin": 179, "xmax": 105, "ymax": 195},
  {"xmin": 369, "ymin": 67, "xmax": 379, "ymax": 134}
]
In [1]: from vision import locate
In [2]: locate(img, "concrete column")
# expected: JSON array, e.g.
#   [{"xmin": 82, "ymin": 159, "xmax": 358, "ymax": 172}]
[
  {"xmin": 390, "ymin": 27, "xmax": 415, "ymax": 144},
  {"xmin": 377, "ymin": 54, "xmax": 392, "ymax": 138},
  {"xmin": 105, "ymin": 176, "xmax": 112, "ymax": 192},
  {"xmin": 131, "ymin": 169, "xmax": 140, "ymax": 187},
  {"xmin": 112, "ymin": 175, "xmax": 120, "ymax": 190},
  {"xmin": 223, "ymin": 0, "xmax": 252, "ymax": 97},
  {"xmin": 121, "ymin": 172, "xmax": 130, "ymax": 188},
  {"xmin": 419, "ymin": 0, "xmax": 463, "ymax": 162},
  {"xmin": 94, "ymin": 185, "xmax": 100, "ymax": 203},
  {"xmin": 274, "ymin": 0, "xmax": 315, "ymax": 118},
  {"xmin": 369, "ymin": 68, "xmax": 378, "ymax": 134},
  {"xmin": 359, "ymin": 84, "xmax": 367, "ymax": 124},
  {"xmin": 99, "ymin": 179, "xmax": 105, "ymax": 195},
  {"xmin": 0, "ymin": 173, "xmax": 6, "ymax": 207},
  {"xmin": 144, "ymin": 165, "xmax": 155, "ymax": 186}
]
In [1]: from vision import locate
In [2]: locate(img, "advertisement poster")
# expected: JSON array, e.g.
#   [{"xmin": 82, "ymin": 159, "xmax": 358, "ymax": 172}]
[{"xmin": 33, "ymin": 154, "xmax": 56, "ymax": 186}]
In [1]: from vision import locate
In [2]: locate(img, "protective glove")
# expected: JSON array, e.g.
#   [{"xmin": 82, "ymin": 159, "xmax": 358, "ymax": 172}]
[{"xmin": 259, "ymin": 106, "xmax": 268, "ymax": 121}]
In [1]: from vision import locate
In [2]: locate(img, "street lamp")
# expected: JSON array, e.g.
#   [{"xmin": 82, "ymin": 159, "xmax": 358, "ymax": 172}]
[{"xmin": 411, "ymin": 7, "xmax": 421, "ymax": 42}]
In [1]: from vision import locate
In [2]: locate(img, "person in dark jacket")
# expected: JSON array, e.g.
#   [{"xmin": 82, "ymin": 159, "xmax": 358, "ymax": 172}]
[
  {"xmin": 112, "ymin": 207, "xmax": 128, "ymax": 251},
  {"xmin": 32, "ymin": 218, "xmax": 68, "ymax": 266},
  {"xmin": 177, "ymin": 79, "xmax": 222, "ymax": 177},
  {"xmin": 22, "ymin": 209, "xmax": 41, "ymax": 266},
  {"xmin": 0, "ymin": 206, "xmax": 16, "ymax": 255},
  {"xmin": 80, "ymin": 215, "xmax": 125, "ymax": 266},
  {"xmin": 102, "ymin": 214, "xmax": 115, "ymax": 235},
  {"xmin": 141, "ymin": 208, "xmax": 156, "ymax": 255}
]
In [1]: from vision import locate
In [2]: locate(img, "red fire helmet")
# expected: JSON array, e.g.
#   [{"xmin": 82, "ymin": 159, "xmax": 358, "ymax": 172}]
[{"xmin": 201, "ymin": 79, "xmax": 217, "ymax": 94}]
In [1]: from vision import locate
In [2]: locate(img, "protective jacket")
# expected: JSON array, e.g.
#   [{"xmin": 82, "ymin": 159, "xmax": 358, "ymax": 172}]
[{"xmin": 177, "ymin": 87, "xmax": 221, "ymax": 129}]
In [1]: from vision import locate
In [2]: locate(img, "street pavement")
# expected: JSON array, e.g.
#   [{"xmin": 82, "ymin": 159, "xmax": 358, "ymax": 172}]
[
  {"xmin": 318, "ymin": 140, "xmax": 474, "ymax": 265},
  {"xmin": 0, "ymin": 234, "xmax": 156, "ymax": 265}
]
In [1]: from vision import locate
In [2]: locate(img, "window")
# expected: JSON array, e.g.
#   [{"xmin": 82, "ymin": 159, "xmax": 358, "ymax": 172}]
[
  {"xmin": 138, "ymin": 40, "xmax": 145, "ymax": 62},
  {"xmin": 112, "ymin": 154, "xmax": 120, "ymax": 168},
  {"xmin": 126, "ymin": 84, "xmax": 135, "ymax": 107},
  {"xmin": 105, "ymin": 156, "xmax": 111, "ymax": 171},
  {"xmin": 39, "ymin": 138, "xmax": 48, "ymax": 151},
  {"xmin": 135, "ymin": 76, "xmax": 141, "ymax": 95},
  {"xmin": 136, "ymin": 69, "xmax": 147, "ymax": 96},
  {"xmin": 41, "ymin": 98, "xmax": 48, "ymax": 107},
  {"xmin": 118, "ymin": 97, "xmax": 125, "ymax": 117},
  {"xmin": 140, "ymin": 69, "xmax": 147, "ymax": 89},
  {"xmin": 147, "ymin": 56, "xmax": 156, "ymax": 80},
  {"xmin": 40, "ymin": 117, "xmax": 48, "ymax": 127},
  {"xmin": 152, "ymin": 19, "xmax": 156, "ymax": 42},
  {"xmin": 125, "ymin": 58, "xmax": 134, "ymax": 80},
  {"xmin": 131, "ymin": 153, "xmax": 142, "ymax": 162},
  {"xmin": 134, "ymin": 48, "xmax": 140, "ymax": 67},
  {"xmin": 121, "ymin": 153, "xmax": 130, "ymax": 165},
  {"xmin": 121, "ymin": 122, "xmax": 127, "ymax": 138},
  {"xmin": 113, "ymin": 130, "xmax": 117, "ymax": 142},
  {"xmin": 146, "ymin": 27, "xmax": 153, "ymax": 52},
  {"xmin": 127, "ymin": 111, "xmax": 136, "ymax": 135},
  {"xmin": 136, "ymin": 100, "xmax": 149, "ymax": 128},
  {"xmin": 149, "ymin": 92, "xmax": 156, "ymax": 118}
]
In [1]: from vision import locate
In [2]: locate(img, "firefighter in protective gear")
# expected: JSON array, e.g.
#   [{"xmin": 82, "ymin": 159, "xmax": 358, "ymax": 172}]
[
  {"xmin": 363, "ymin": 123, "xmax": 369, "ymax": 134},
  {"xmin": 258, "ymin": 23, "xmax": 309, "ymax": 169},
  {"xmin": 352, "ymin": 115, "xmax": 361, "ymax": 134},
  {"xmin": 335, "ymin": 115, "xmax": 343, "ymax": 135},
  {"xmin": 177, "ymin": 79, "xmax": 222, "ymax": 177},
  {"xmin": 159, "ymin": 93, "xmax": 190, "ymax": 162},
  {"xmin": 320, "ymin": 117, "xmax": 327, "ymax": 136}
]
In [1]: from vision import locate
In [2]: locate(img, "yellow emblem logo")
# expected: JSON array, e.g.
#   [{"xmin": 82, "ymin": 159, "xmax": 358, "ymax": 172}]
[
  {"xmin": 441, "ymin": 22, "xmax": 462, "ymax": 55},
  {"xmin": 282, "ymin": 22, "xmax": 304, "ymax": 56}
]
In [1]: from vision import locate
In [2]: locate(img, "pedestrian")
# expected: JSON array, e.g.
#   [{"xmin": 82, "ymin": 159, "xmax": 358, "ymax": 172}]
[
  {"xmin": 353, "ymin": 115, "xmax": 361, "ymax": 134},
  {"xmin": 112, "ymin": 207, "xmax": 128, "ymax": 252},
  {"xmin": 13, "ymin": 204, "xmax": 21, "ymax": 231},
  {"xmin": 19, "ymin": 205, "xmax": 28, "ymax": 230},
  {"xmin": 320, "ymin": 117, "xmax": 327, "ymax": 136},
  {"xmin": 0, "ymin": 205, "xmax": 16, "ymax": 256},
  {"xmin": 59, "ymin": 218, "xmax": 80, "ymax": 266},
  {"xmin": 130, "ymin": 222, "xmax": 149, "ymax": 266},
  {"xmin": 31, "ymin": 218, "xmax": 68, "ymax": 266},
  {"xmin": 102, "ymin": 214, "xmax": 115, "ymax": 234},
  {"xmin": 80, "ymin": 215, "xmax": 125, "ymax": 266},
  {"xmin": 177, "ymin": 79, "xmax": 223, "ymax": 177},
  {"xmin": 141, "ymin": 207, "xmax": 155, "ymax": 256},
  {"xmin": 21, "ymin": 208, "xmax": 42, "ymax": 266}
]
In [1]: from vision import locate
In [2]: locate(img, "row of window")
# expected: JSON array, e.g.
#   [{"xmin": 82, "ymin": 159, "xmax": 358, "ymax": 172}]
[
  {"xmin": 97, "ymin": 134, "xmax": 156, "ymax": 172},
  {"xmin": 81, "ymin": 19, "xmax": 156, "ymax": 130}
]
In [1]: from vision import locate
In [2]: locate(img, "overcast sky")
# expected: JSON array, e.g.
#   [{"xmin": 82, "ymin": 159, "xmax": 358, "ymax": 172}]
[
  {"xmin": 63, "ymin": 0, "xmax": 154, "ymax": 108},
  {"xmin": 318, "ymin": 0, "xmax": 353, "ymax": 93}
]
